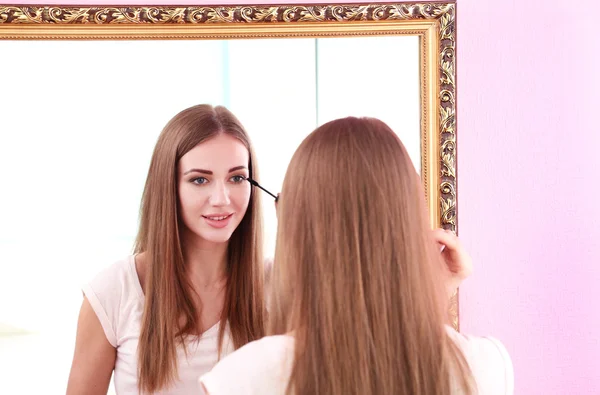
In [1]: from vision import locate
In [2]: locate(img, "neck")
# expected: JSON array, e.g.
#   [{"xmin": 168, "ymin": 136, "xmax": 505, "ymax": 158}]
[{"xmin": 182, "ymin": 232, "xmax": 228, "ymax": 290}]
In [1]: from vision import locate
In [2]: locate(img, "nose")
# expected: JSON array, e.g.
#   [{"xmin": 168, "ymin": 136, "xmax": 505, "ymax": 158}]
[{"xmin": 208, "ymin": 181, "xmax": 231, "ymax": 207}]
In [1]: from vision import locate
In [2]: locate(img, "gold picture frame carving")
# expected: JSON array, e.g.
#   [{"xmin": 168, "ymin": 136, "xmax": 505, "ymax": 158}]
[{"xmin": 0, "ymin": 2, "xmax": 459, "ymax": 328}]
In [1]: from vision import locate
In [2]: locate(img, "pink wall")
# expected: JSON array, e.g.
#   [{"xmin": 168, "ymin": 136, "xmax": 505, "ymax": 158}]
[
  {"xmin": 10, "ymin": 0, "xmax": 599, "ymax": 393},
  {"xmin": 457, "ymin": 1, "xmax": 599, "ymax": 394}
]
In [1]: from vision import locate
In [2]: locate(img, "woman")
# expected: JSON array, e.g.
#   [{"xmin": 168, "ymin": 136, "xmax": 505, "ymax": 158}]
[
  {"xmin": 200, "ymin": 117, "xmax": 513, "ymax": 394},
  {"xmin": 66, "ymin": 104, "xmax": 266, "ymax": 394}
]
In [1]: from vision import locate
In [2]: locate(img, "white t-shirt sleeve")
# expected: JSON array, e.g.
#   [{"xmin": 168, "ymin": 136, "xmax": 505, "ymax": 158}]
[
  {"xmin": 469, "ymin": 336, "xmax": 514, "ymax": 395},
  {"xmin": 82, "ymin": 259, "xmax": 129, "ymax": 347},
  {"xmin": 447, "ymin": 326, "xmax": 514, "ymax": 395},
  {"xmin": 199, "ymin": 335, "xmax": 293, "ymax": 395}
]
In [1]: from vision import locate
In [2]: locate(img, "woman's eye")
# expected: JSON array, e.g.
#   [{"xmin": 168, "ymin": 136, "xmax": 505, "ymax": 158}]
[
  {"xmin": 231, "ymin": 175, "xmax": 246, "ymax": 183},
  {"xmin": 191, "ymin": 177, "xmax": 208, "ymax": 185}
]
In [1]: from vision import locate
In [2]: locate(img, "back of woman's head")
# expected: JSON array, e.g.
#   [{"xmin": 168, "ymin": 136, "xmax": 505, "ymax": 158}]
[{"xmin": 270, "ymin": 117, "xmax": 472, "ymax": 395}]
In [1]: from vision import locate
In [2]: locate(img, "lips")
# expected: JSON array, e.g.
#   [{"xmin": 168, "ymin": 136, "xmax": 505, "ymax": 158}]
[{"xmin": 202, "ymin": 213, "xmax": 233, "ymax": 229}]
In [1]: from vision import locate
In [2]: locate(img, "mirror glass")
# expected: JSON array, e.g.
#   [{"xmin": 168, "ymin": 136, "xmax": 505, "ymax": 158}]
[{"xmin": 0, "ymin": 35, "xmax": 419, "ymax": 393}]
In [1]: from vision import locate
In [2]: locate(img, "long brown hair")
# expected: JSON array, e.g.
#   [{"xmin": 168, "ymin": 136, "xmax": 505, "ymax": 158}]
[
  {"xmin": 269, "ymin": 117, "xmax": 473, "ymax": 394},
  {"xmin": 135, "ymin": 104, "xmax": 265, "ymax": 393}
]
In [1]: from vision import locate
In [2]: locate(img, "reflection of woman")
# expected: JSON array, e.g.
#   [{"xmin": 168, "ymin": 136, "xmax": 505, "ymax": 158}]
[
  {"xmin": 66, "ymin": 104, "xmax": 267, "ymax": 394},
  {"xmin": 200, "ymin": 117, "xmax": 513, "ymax": 395}
]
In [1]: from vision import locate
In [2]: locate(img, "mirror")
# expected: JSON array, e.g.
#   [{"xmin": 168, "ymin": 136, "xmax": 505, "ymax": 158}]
[{"xmin": 0, "ymin": 3, "xmax": 457, "ymax": 393}]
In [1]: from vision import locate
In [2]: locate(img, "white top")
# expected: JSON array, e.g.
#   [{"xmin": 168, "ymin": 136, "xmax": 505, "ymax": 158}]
[
  {"xmin": 200, "ymin": 327, "xmax": 514, "ymax": 395},
  {"xmin": 83, "ymin": 255, "xmax": 234, "ymax": 395}
]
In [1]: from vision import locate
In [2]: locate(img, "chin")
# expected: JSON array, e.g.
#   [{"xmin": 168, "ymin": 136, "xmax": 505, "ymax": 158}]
[{"xmin": 199, "ymin": 230, "xmax": 235, "ymax": 245}]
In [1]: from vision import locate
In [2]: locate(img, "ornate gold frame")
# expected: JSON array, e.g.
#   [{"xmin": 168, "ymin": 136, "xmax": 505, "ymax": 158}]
[{"xmin": 0, "ymin": 2, "xmax": 458, "ymax": 328}]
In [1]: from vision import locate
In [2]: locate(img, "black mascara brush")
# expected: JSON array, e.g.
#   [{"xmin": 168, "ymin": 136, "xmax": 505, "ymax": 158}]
[{"xmin": 244, "ymin": 177, "xmax": 278, "ymax": 201}]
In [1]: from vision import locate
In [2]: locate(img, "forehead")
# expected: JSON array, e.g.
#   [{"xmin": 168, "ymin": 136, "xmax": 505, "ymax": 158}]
[{"xmin": 179, "ymin": 134, "xmax": 249, "ymax": 172}]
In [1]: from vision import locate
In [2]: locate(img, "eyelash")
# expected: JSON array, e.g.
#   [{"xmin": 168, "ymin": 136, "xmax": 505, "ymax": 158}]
[
  {"xmin": 190, "ymin": 175, "xmax": 247, "ymax": 185},
  {"xmin": 191, "ymin": 177, "xmax": 209, "ymax": 185},
  {"xmin": 231, "ymin": 175, "xmax": 246, "ymax": 183}
]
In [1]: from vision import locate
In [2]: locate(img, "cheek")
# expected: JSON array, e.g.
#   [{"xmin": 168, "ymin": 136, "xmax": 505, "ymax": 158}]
[
  {"xmin": 233, "ymin": 185, "xmax": 252, "ymax": 211},
  {"xmin": 178, "ymin": 184, "xmax": 204, "ymax": 214}
]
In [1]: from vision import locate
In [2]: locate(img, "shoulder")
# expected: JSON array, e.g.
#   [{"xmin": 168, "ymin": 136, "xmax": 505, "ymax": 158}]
[
  {"xmin": 82, "ymin": 255, "xmax": 142, "ymax": 346},
  {"xmin": 446, "ymin": 326, "xmax": 514, "ymax": 395},
  {"xmin": 200, "ymin": 335, "xmax": 294, "ymax": 395},
  {"xmin": 86, "ymin": 256, "xmax": 133, "ymax": 287},
  {"xmin": 84, "ymin": 255, "xmax": 141, "ymax": 301},
  {"xmin": 212, "ymin": 334, "xmax": 293, "ymax": 376}
]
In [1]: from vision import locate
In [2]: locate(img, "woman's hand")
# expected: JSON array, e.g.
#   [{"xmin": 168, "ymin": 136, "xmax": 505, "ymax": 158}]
[{"xmin": 432, "ymin": 229, "xmax": 473, "ymax": 299}]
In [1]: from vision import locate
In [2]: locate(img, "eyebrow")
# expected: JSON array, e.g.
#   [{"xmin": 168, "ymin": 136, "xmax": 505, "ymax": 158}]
[{"xmin": 183, "ymin": 165, "xmax": 248, "ymax": 176}]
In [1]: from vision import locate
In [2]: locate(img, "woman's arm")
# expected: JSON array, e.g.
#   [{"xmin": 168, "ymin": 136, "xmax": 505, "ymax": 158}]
[{"xmin": 66, "ymin": 297, "xmax": 116, "ymax": 395}]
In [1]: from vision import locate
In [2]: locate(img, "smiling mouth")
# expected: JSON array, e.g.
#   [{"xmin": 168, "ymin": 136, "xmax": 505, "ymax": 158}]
[{"xmin": 202, "ymin": 214, "xmax": 233, "ymax": 221}]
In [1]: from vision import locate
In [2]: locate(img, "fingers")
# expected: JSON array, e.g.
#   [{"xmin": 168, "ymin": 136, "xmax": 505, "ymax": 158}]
[
  {"xmin": 432, "ymin": 228, "xmax": 459, "ymax": 250},
  {"xmin": 432, "ymin": 228, "xmax": 472, "ymax": 273}
]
